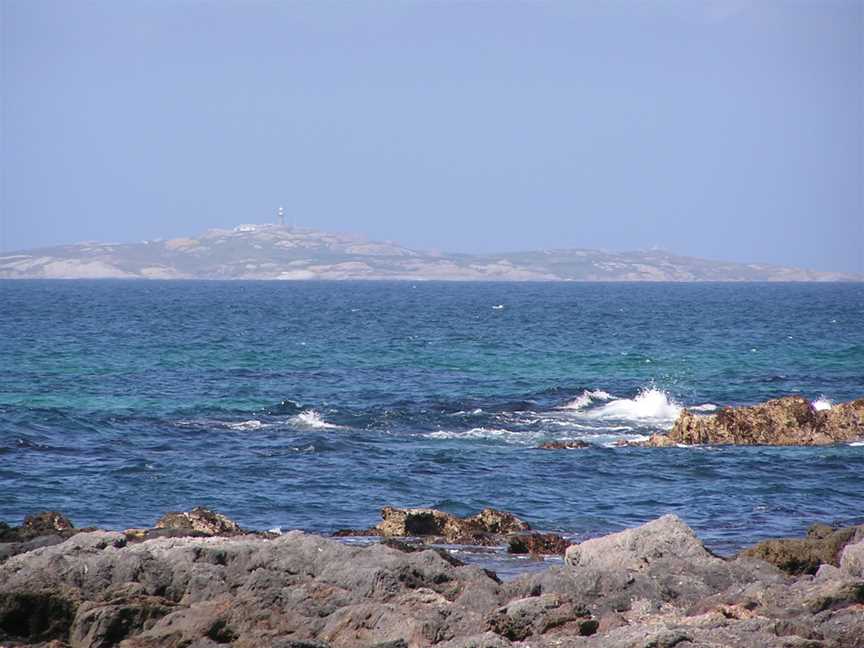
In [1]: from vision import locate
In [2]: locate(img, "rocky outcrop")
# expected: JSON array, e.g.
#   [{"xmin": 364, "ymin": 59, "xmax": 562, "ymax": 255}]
[
  {"xmin": 336, "ymin": 507, "xmax": 532, "ymax": 548},
  {"xmin": 154, "ymin": 507, "xmax": 244, "ymax": 537},
  {"xmin": 647, "ymin": 396, "xmax": 864, "ymax": 446},
  {"xmin": 2, "ymin": 512, "xmax": 864, "ymax": 647},
  {"xmin": 738, "ymin": 522, "xmax": 864, "ymax": 575},
  {"xmin": 0, "ymin": 511, "xmax": 90, "ymax": 564}
]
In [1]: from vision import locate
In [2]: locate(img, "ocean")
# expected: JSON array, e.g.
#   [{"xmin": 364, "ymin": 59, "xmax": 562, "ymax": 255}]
[{"xmin": 1, "ymin": 280, "xmax": 862, "ymax": 564}]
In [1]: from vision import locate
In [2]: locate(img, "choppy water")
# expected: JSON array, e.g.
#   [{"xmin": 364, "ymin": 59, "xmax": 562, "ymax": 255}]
[{"xmin": 1, "ymin": 281, "xmax": 863, "ymax": 558}]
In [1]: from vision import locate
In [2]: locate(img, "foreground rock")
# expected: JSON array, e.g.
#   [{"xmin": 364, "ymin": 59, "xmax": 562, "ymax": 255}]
[
  {"xmin": 648, "ymin": 395, "xmax": 864, "ymax": 446},
  {"xmin": 2, "ymin": 512, "xmax": 863, "ymax": 647}
]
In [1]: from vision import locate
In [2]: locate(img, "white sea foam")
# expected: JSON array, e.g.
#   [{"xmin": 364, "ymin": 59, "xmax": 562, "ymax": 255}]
[
  {"xmin": 689, "ymin": 403, "xmax": 718, "ymax": 413},
  {"xmin": 812, "ymin": 397, "xmax": 833, "ymax": 412},
  {"xmin": 561, "ymin": 389, "xmax": 614, "ymax": 410},
  {"xmin": 427, "ymin": 427, "xmax": 527, "ymax": 443},
  {"xmin": 226, "ymin": 419, "xmax": 267, "ymax": 431},
  {"xmin": 492, "ymin": 304, "xmax": 505, "ymax": 310},
  {"xmin": 451, "ymin": 408, "xmax": 483, "ymax": 416},
  {"xmin": 849, "ymin": 441, "xmax": 864, "ymax": 447},
  {"xmin": 581, "ymin": 388, "xmax": 682, "ymax": 423},
  {"xmin": 292, "ymin": 410, "xmax": 341, "ymax": 429}
]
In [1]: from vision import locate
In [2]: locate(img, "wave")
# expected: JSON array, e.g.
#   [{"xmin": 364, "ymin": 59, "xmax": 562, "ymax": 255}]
[
  {"xmin": 689, "ymin": 403, "xmax": 718, "ymax": 413},
  {"xmin": 812, "ymin": 397, "xmax": 833, "ymax": 412},
  {"xmin": 560, "ymin": 389, "xmax": 613, "ymax": 410},
  {"xmin": 579, "ymin": 388, "xmax": 682, "ymax": 423},
  {"xmin": 427, "ymin": 427, "xmax": 526, "ymax": 443},
  {"xmin": 225, "ymin": 419, "xmax": 268, "ymax": 431},
  {"xmin": 291, "ymin": 410, "xmax": 342, "ymax": 430}
]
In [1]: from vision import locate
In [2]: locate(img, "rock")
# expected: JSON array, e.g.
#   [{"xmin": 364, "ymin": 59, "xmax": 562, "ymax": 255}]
[
  {"xmin": 154, "ymin": 507, "xmax": 242, "ymax": 537},
  {"xmin": 648, "ymin": 396, "xmax": 864, "ymax": 446},
  {"xmin": 23, "ymin": 511, "xmax": 75, "ymax": 535},
  {"xmin": 536, "ymin": 440, "xmax": 590, "ymax": 450},
  {"xmin": 840, "ymin": 538, "xmax": 864, "ymax": 577},
  {"xmin": 0, "ymin": 528, "xmax": 505, "ymax": 647},
  {"xmin": 0, "ymin": 511, "xmax": 77, "ymax": 544},
  {"xmin": 486, "ymin": 593, "xmax": 597, "ymax": 641},
  {"xmin": 510, "ymin": 515, "xmax": 786, "ymax": 619},
  {"xmin": 739, "ymin": 522, "xmax": 864, "ymax": 575},
  {"xmin": 2, "ymin": 511, "xmax": 863, "ymax": 647},
  {"xmin": 374, "ymin": 507, "xmax": 530, "ymax": 544},
  {"xmin": 507, "ymin": 533, "xmax": 570, "ymax": 556},
  {"xmin": 564, "ymin": 514, "xmax": 717, "ymax": 572}
]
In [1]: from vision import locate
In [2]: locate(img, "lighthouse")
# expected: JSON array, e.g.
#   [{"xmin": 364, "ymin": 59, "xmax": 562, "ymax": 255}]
[{"xmin": 277, "ymin": 206, "xmax": 285, "ymax": 227}]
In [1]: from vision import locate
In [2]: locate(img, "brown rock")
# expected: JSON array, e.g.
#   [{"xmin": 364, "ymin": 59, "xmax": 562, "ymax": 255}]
[
  {"xmin": 739, "ymin": 522, "xmax": 864, "ymax": 575},
  {"xmin": 507, "ymin": 533, "xmax": 570, "ymax": 556},
  {"xmin": 375, "ymin": 506, "xmax": 530, "ymax": 544},
  {"xmin": 153, "ymin": 507, "xmax": 242, "ymax": 537},
  {"xmin": 537, "ymin": 440, "xmax": 590, "ymax": 450},
  {"xmin": 648, "ymin": 396, "xmax": 864, "ymax": 446}
]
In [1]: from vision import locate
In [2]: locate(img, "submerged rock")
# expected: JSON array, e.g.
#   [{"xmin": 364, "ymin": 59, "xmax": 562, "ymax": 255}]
[
  {"xmin": 647, "ymin": 395, "xmax": 864, "ymax": 446},
  {"xmin": 536, "ymin": 440, "xmax": 590, "ymax": 450}
]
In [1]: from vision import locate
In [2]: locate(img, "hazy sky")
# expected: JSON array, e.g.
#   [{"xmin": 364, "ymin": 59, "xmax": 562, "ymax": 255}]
[{"xmin": 2, "ymin": 0, "xmax": 862, "ymax": 272}]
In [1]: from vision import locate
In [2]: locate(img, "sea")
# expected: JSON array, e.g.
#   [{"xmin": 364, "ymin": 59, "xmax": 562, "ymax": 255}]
[{"xmin": 2, "ymin": 281, "xmax": 863, "ymax": 574}]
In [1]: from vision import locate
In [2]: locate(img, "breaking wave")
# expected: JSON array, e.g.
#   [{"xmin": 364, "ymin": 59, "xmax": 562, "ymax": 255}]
[
  {"xmin": 579, "ymin": 388, "xmax": 682, "ymax": 423},
  {"xmin": 291, "ymin": 410, "xmax": 342, "ymax": 430},
  {"xmin": 812, "ymin": 397, "xmax": 833, "ymax": 412},
  {"xmin": 225, "ymin": 420, "xmax": 268, "ymax": 431},
  {"xmin": 560, "ymin": 390, "xmax": 613, "ymax": 410}
]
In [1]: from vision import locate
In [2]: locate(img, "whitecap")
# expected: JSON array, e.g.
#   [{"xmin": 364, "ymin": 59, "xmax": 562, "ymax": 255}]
[
  {"xmin": 849, "ymin": 441, "xmax": 864, "ymax": 447},
  {"xmin": 451, "ymin": 408, "xmax": 483, "ymax": 416},
  {"xmin": 291, "ymin": 410, "xmax": 342, "ymax": 430},
  {"xmin": 581, "ymin": 388, "xmax": 682, "ymax": 424},
  {"xmin": 226, "ymin": 419, "xmax": 267, "ymax": 431},
  {"xmin": 492, "ymin": 304, "xmax": 505, "ymax": 310},
  {"xmin": 427, "ymin": 427, "xmax": 529, "ymax": 444},
  {"xmin": 560, "ymin": 389, "xmax": 613, "ymax": 410},
  {"xmin": 812, "ymin": 397, "xmax": 833, "ymax": 412},
  {"xmin": 268, "ymin": 526, "xmax": 283, "ymax": 535},
  {"xmin": 689, "ymin": 403, "xmax": 718, "ymax": 413}
]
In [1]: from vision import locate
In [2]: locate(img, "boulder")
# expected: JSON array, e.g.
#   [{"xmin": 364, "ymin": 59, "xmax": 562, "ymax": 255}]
[
  {"xmin": 564, "ymin": 514, "xmax": 716, "ymax": 572},
  {"xmin": 738, "ymin": 522, "xmax": 864, "ymax": 575},
  {"xmin": 648, "ymin": 396, "xmax": 864, "ymax": 446},
  {"xmin": 510, "ymin": 515, "xmax": 784, "ymax": 618}
]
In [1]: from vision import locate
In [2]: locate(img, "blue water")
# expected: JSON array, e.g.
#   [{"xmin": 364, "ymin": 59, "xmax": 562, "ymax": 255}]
[{"xmin": 1, "ymin": 281, "xmax": 863, "ymax": 555}]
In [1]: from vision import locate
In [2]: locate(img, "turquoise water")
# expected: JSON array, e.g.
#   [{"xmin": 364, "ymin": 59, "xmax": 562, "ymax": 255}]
[{"xmin": 1, "ymin": 281, "xmax": 862, "ymax": 554}]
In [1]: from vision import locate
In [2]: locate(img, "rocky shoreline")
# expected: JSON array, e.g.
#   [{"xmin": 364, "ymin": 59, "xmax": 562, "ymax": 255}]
[{"xmin": 2, "ymin": 507, "xmax": 863, "ymax": 648}]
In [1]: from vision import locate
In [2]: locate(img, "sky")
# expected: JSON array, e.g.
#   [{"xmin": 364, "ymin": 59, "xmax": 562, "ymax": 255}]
[{"xmin": 1, "ymin": 0, "xmax": 862, "ymax": 272}]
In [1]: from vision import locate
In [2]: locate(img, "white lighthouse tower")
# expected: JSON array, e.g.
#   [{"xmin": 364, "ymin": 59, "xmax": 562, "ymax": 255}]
[{"xmin": 277, "ymin": 206, "xmax": 285, "ymax": 227}]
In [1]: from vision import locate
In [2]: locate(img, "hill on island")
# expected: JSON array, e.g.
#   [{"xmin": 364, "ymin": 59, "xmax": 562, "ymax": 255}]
[{"xmin": 0, "ymin": 225, "xmax": 858, "ymax": 281}]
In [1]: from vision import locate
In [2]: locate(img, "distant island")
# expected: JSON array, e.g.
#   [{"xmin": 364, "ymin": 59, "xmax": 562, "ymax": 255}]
[{"xmin": 0, "ymin": 224, "xmax": 858, "ymax": 281}]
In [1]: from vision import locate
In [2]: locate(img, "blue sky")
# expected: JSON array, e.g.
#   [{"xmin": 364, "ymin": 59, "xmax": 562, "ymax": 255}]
[{"xmin": 2, "ymin": 0, "xmax": 862, "ymax": 272}]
